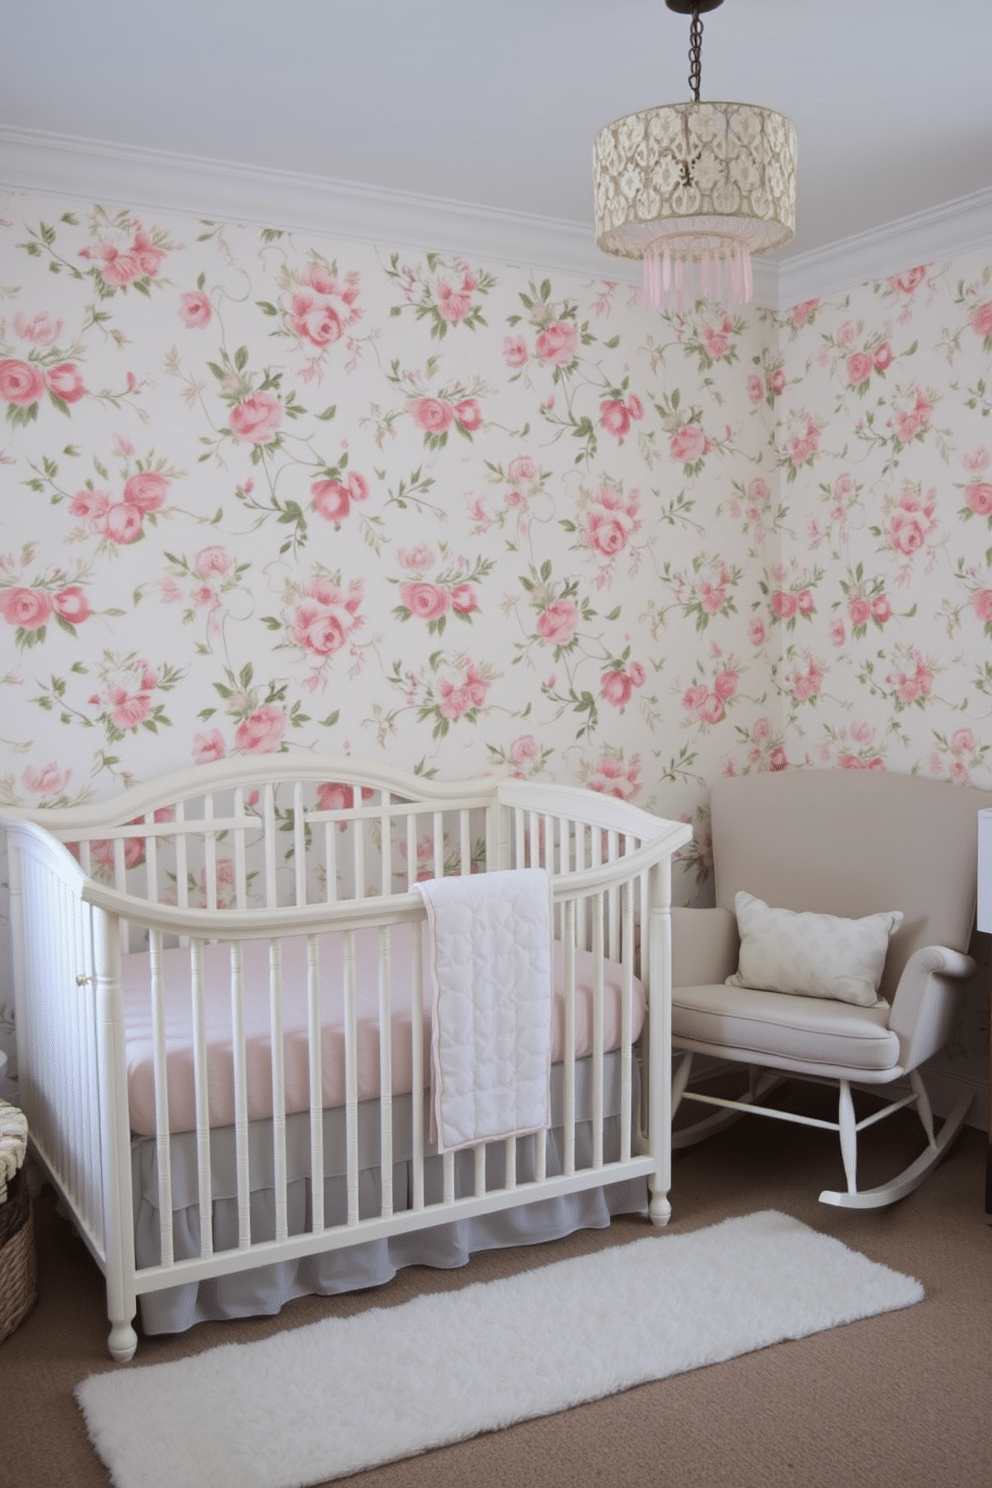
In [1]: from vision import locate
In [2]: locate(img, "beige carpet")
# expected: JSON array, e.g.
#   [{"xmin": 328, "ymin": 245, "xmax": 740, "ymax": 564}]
[{"xmin": 5, "ymin": 1082, "xmax": 992, "ymax": 1488}]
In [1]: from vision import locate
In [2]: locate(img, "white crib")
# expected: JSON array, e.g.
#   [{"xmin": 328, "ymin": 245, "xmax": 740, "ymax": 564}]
[{"xmin": 1, "ymin": 755, "xmax": 691, "ymax": 1361}]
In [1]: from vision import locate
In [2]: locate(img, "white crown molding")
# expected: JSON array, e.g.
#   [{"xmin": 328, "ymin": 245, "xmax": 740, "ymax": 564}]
[
  {"xmin": 1, "ymin": 127, "xmax": 990, "ymax": 313},
  {"xmin": 772, "ymin": 186, "xmax": 992, "ymax": 308}
]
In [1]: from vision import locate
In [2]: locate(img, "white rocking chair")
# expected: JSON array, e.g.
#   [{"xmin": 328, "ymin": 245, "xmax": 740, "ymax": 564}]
[{"xmin": 671, "ymin": 769, "xmax": 990, "ymax": 1208}]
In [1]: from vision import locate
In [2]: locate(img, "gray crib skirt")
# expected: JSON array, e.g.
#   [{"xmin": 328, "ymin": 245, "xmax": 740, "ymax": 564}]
[{"xmin": 132, "ymin": 1052, "xmax": 649, "ymax": 1334}]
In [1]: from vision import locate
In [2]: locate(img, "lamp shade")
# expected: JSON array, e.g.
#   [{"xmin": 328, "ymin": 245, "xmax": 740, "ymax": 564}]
[{"xmin": 594, "ymin": 99, "xmax": 797, "ymax": 308}]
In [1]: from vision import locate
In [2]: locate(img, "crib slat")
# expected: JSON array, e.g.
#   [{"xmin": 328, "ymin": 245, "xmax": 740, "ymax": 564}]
[
  {"xmin": 306, "ymin": 933, "xmax": 325, "ymax": 1233},
  {"xmin": 293, "ymin": 783, "xmax": 306, "ymax": 906},
  {"xmin": 563, "ymin": 899, "xmax": 576, "ymax": 1176},
  {"xmin": 263, "ymin": 785, "xmax": 278, "ymax": 908},
  {"xmin": 229, "ymin": 942, "xmax": 252, "ymax": 1249},
  {"xmin": 343, "ymin": 930, "xmax": 359, "ymax": 1226},
  {"xmin": 378, "ymin": 927, "xmax": 393, "ymax": 1220},
  {"xmin": 203, "ymin": 793, "xmax": 218, "ymax": 912},
  {"xmin": 405, "ymin": 812, "xmax": 417, "ymax": 891},
  {"xmin": 269, "ymin": 940, "xmax": 288, "ymax": 1243},
  {"xmin": 189, "ymin": 939, "xmax": 214, "ymax": 1258},
  {"xmin": 410, "ymin": 921, "xmax": 425, "ymax": 1212},
  {"xmin": 149, "ymin": 929, "xmax": 174, "ymax": 1267},
  {"xmin": 459, "ymin": 808, "xmax": 470, "ymax": 876},
  {"xmin": 622, "ymin": 879, "xmax": 636, "ymax": 1160},
  {"xmin": 234, "ymin": 787, "xmax": 249, "ymax": 913},
  {"xmin": 592, "ymin": 892, "xmax": 605, "ymax": 1170},
  {"xmin": 432, "ymin": 810, "xmax": 444, "ymax": 878},
  {"xmin": 380, "ymin": 793, "xmax": 392, "ymax": 897}
]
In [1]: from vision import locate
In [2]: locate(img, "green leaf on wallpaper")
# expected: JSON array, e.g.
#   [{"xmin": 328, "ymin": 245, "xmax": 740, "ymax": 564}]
[
  {"xmin": 606, "ymin": 607, "xmax": 621, "ymax": 621},
  {"xmin": 261, "ymin": 616, "xmax": 281, "ymax": 630},
  {"xmin": 234, "ymin": 346, "xmax": 249, "ymax": 372},
  {"xmin": 603, "ymin": 336, "xmax": 620, "ymax": 349},
  {"xmin": 319, "ymin": 712, "xmax": 339, "ymax": 728},
  {"xmin": 207, "ymin": 362, "xmax": 225, "ymax": 381},
  {"xmin": 48, "ymin": 261, "xmax": 61, "ymax": 275},
  {"xmin": 316, "ymin": 405, "xmax": 336, "ymax": 421},
  {"xmin": 61, "ymin": 213, "xmax": 78, "ymax": 224},
  {"xmin": 257, "ymin": 301, "xmax": 279, "ymax": 316},
  {"xmin": 40, "ymin": 222, "xmax": 56, "ymax": 245},
  {"xmin": 133, "ymin": 279, "xmax": 151, "ymax": 297},
  {"xmin": 198, "ymin": 707, "xmax": 216, "ymax": 720},
  {"xmin": 261, "ymin": 229, "xmax": 284, "ymax": 243},
  {"xmin": 539, "ymin": 280, "xmax": 551, "ymax": 302}
]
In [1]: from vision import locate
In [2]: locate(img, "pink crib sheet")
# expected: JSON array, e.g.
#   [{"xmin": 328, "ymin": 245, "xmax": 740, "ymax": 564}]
[{"xmin": 122, "ymin": 925, "xmax": 645, "ymax": 1136}]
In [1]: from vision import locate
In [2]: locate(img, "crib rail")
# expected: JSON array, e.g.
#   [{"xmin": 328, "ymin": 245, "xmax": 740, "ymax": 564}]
[{"xmin": 1, "ymin": 757, "xmax": 691, "ymax": 1362}]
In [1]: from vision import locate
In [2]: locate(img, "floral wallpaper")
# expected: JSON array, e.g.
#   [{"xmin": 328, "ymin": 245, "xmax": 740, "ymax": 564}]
[{"xmin": 0, "ymin": 189, "xmax": 989, "ymax": 1105}]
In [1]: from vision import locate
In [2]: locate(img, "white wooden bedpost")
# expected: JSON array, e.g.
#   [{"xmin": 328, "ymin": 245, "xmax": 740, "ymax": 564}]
[
  {"xmin": 647, "ymin": 854, "xmax": 674, "ymax": 1226},
  {"xmin": 92, "ymin": 903, "xmax": 139, "ymax": 1362}
]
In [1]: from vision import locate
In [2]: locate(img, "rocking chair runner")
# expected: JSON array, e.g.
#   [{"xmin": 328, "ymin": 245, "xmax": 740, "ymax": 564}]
[{"xmin": 671, "ymin": 769, "xmax": 991, "ymax": 1208}]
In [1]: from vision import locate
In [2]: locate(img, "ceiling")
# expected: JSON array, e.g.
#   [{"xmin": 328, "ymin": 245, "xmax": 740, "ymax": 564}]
[{"xmin": 3, "ymin": 0, "xmax": 991, "ymax": 263}]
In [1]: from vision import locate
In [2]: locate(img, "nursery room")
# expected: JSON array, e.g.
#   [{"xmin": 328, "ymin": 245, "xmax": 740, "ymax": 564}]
[{"xmin": 1, "ymin": 1, "xmax": 991, "ymax": 1485}]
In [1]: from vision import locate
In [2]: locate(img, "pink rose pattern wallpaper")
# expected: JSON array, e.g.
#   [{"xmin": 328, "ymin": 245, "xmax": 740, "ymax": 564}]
[{"xmin": 0, "ymin": 193, "xmax": 990, "ymax": 1092}]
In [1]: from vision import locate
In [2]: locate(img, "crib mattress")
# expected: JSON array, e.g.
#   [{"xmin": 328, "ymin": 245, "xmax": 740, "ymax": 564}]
[{"xmin": 122, "ymin": 925, "xmax": 644, "ymax": 1136}]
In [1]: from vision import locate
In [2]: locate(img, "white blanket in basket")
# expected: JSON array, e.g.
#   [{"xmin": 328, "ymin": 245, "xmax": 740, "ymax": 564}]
[{"xmin": 414, "ymin": 868, "xmax": 553, "ymax": 1152}]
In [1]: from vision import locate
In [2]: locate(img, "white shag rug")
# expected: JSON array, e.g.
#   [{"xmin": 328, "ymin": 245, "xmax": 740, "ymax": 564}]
[{"xmin": 76, "ymin": 1210, "xmax": 922, "ymax": 1488}]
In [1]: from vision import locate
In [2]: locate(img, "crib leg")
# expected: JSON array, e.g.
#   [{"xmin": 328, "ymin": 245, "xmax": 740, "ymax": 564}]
[
  {"xmin": 648, "ymin": 1178, "xmax": 671, "ymax": 1227},
  {"xmin": 108, "ymin": 1320, "xmax": 138, "ymax": 1363}
]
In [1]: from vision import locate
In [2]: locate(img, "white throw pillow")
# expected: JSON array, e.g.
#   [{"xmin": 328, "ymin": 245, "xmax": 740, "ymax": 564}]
[{"xmin": 726, "ymin": 891, "xmax": 903, "ymax": 1007}]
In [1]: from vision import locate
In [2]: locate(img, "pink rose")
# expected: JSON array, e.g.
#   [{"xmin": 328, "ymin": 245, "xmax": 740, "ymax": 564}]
[
  {"xmin": 0, "ymin": 358, "xmax": 46, "ymax": 406},
  {"xmin": 22, "ymin": 762, "xmax": 71, "ymax": 795},
  {"xmin": 752, "ymin": 718, "xmax": 771, "ymax": 743},
  {"xmin": 829, "ymin": 619, "xmax": 846, "ymax": 647},
  {"xmin": 70, "ymin": 488, "xmax": 111, "ymax": 523},
  {"xmin": 507, "ymin": 455, "xmax": 536, "ymax": 483},
  {"xmin": 454, "ymin": 398, "xmax": 482, "ymax": 432},
  {"xmin": 13, "ymin": 312, "xmax": 63, "ymax": 345},
  {"xmin": 235, "ymin": 704, "xmax": 286, "ymax": 754},
  {"xmin": 966, "ymin": 482, "xmax": 992, "ymax": 517},
  {"xmin": 951, "ymin": 728, "xmax": 976, "ymax": 755},
  {"xmin": 872, "ymin": 342, "xmax": 893, "ymax": 372},
  {"xmin": 848, "ymin": 597, "xmax": 872, "ymax": 628},
  {"xmin": 291, "ymin": 602, "xmax": 352, "ymax": 656},
  {"xmin": 746, "ymin": 374, "xmax": 765, "ymax": 403},
  {"xmin": 790, "ymin": 300, "xmax": 819, "ymax": 328},
  {"xmin": 599, "ymin": 399, "xmax": 632, "ymax": 438},
  {"xmin": 398, "ymin": 544, "xmax": 435, "ymax": 570},
  {"xmin": 534, "ymin": 321, "xmax": 577, "ymax": 366},
  {"xmin": 346, "ymin": 472, "xmax": 368, "ymax": 504},
  {"xmin": 229, "ymin": 392, "xmax": 283, "ymax": 444},
  {"xmin": 970, "ymin": 303, "xmax": 992, "ymax": 340},
  {"xmin": 768, "ymin": 369, "xmax": 786, "ymax": 396},
  {"xmin": 748, "ymin": 618, "xmax": 767, "ymax": 646},
  {"xmin": 697, "ymin": 693, "xmax": 724, "ymax": 725},
  {"xmin": 46, "ymin": 363, "xmax": 86, "ymax": 404},
  {"xmin": 131, "ymin": 228, "xmax": 165, "ymax": 278},
  {"xmin": 311, "ymin": 479, "xmax": 352, "ymax": 523},
  {"xmin": 888, "ymin": 511, "xmax": 929, "ymax": 555},
  {"xmin": 871, "ymin": 594, "xmax": 891, "ymax": 622},
  {"xmin": 796, "ymin": 589, "xmax": 814, "ymax": 615},
  {"xmin": 509, "ymin": 735, "xmax": 539, "ymax": 765},
  {"xmin": 95, "ymin": 244, "xmax": 141, "ymax": 287},
  {"xmin": 194, "ymin": 546, "xmax": 233, "ymax": 579},
  {"xmin": 586, "ymin": 508, "xmax": 631, "ymax": 556},
  {"xmin": 769, "ymin": 746, "xmax": 789, "ymax": 771},
  {"xmin": 713, "ymin": 669, "xmax": 738, "ymax": 700},
  {"xmin": 52, "ymin": 586, "xmax": 90, "ymax": 624},
  {"xmin": 109, "ymin": 689, "xmax": 151, "ymax": 731},
  {"xmin": 0, "ymin": 587, "xmax": 53, "ymax": 629},
  {"xmin": 399, "ymin": 582, "xmax": 449, "ymax": 620},
  {"xmin": 179, "ymin": 291, "xmax": 212, "ymax": 329},
  {"xmin": 462, "ymin": 663, "xmax": 489, "ymax": 708},
  {"xmin": 601, "ymin": 670, "xmax": 634, "ymax": 708},
  {"xmin": 435, "ymin": 281, "xmax": 473, "ymax": 322},
  {"xmin": 891, "ymin": 267, "xmax": 926, "ymax": 294},
  {"xmin": 503, "ymin": 336, "xmax": 529, "ymax": 369},
  {"xmin": 669, "ymin": 424, "xmax": 707, "ymax": 464},
  {"xmin": 193, "ymin": 729, "xmax": 227, "ymax": 764},
  {"xmin": 316, "ymin": 782, "xmax": 353, "ymax": 811},
  {"xmin": 770, "ymin": 591, "xmax": 798, "ymax": 620},
  {"xmin": 702, "ymin": 325, "xmax": 729, "ymax": 359},
  {"xmin": 698, "ymin": 581, "xmax": 726, "ymax": 615},
  {"xmin": 682, "ymin": 684, "xmax": 709, "ymax": 713},
  {"xmin": 103, "ymin": 503, "xmax": 144, "ymax": 544},
  {"xmin": 972, "ymin": 590, "xmax": 992, "ymax": 624},
  {"xmin": 409, "ymin": 397, "xmax": 453, "ymax": 434},
  {"xmin": 449, "ymin": 584, "xmax": 477, "ymax": 614},
  {"xmin": 123, "ymin": 470, "xmax": 169, "ymax": 512},
  {"xmin": 287, "ymin": 291, "xmax": 343, "ymax": 347},
  {"xmin": 536, "ymin": 599, "xmax": 579, "ymax": 647},
  {"xmin": 846, "ymin": 352, "xmax": 873, "ymax": 386}
]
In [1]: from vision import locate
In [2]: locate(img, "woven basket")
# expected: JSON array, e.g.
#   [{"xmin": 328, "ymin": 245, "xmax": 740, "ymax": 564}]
[{"xmin": 0, "ymin": 1166, "xmax": 37, "ymax": 1344}]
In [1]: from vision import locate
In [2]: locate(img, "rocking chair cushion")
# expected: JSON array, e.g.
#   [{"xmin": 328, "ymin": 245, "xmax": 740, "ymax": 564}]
[
  {"xmin": 726, "ymin": 891, "xmax": 903, "ymax": 1007},
  {"xmin": 672, "ymin": 980, "xmax": 902, "ymax": 1074}
]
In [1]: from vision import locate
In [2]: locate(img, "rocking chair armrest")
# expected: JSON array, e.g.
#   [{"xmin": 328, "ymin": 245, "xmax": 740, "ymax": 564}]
[
  {"xmin": 889, "ymin": 944, "xmax": 977, "ymax": 1070},
  {"xmin": 671, "ymin": 905, "xmax": 740, "ymax": 989}
]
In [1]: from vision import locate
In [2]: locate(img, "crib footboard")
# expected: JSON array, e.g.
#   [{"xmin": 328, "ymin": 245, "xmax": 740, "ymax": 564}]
[{"xmin": 2, "ymin": 757, "xmax": 691, "ymax": 1361}]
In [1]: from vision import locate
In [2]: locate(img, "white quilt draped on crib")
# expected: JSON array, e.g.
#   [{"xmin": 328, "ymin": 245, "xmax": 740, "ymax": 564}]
[{"xmin": 414, "ymin": 868, "xmax": 553, "ymax": 1152}]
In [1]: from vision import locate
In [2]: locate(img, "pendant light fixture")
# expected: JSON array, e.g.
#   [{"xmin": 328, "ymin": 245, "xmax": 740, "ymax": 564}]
[{"xmin": 593, "ymin": 0, "xmax": 797, "ymax": 310}]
